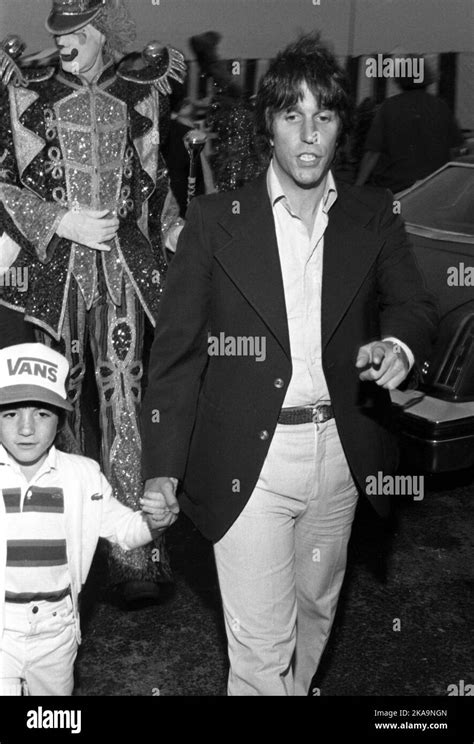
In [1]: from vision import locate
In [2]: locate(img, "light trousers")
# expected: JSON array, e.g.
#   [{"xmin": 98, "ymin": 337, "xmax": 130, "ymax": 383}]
[
  {"xmin": 0, "ymin": 595, "xmax": 77, "ymax": 696},
  {"xmin": 213, "ymin": 418, "xmax": 359, "ymax": 696}
]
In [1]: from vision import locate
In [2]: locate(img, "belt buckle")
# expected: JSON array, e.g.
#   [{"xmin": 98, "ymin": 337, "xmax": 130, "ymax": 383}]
[{"xmin": 311, "ymin": 404, "xmax": 328, "ymax": 424}]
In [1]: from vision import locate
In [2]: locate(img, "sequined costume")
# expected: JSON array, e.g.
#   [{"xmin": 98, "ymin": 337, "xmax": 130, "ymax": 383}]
[
  {"xmin": 206, "ymin": 95, "xmax": 267, "ymax": 192},
  {"xmin": 0, "ymin": 50, "xmax": 184, "ymax": 587},
  {"xmin": 190, "ymin": 32, "xmax": 267, "ymax": 192}
]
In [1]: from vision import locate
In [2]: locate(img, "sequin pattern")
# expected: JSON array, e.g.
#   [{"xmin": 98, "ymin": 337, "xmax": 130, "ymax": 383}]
[
  {"xmin": 0, "ymin": 182, "xmax": 66, "ymax": 262},
  {"xmin": 0, "ymin": 67, "xmax": 169, "ymax": 338},
  {"xmin": 99, "ymin": 129, "xmax": 127, "ymax": 165},
  {"xmin": 57, "ymin": 92, "xmax": 92, "ymax": 125},
  {"xmin": 62, "ymin": 129, "xmax": 92, "ymax": 165},
  {"xmin": 54, "ymin": 88, "xmax": 128, "ymax": 304},
  {"xmin": 55, "ymin": 89, "xmax": 127, "ymax": 209},
  {"xmin": 99, "ymin": 167, "xmax": 124, "ymax": 209},
  {"xmin": 96, "ymin": 298, "xmax": 170, "ymax": 583},
  {"xmin": 206, "ymin": 82, "xmax": 268, "ymax": 192},
  {"xmin": 102, "ymin": 239, "xmax": 124, "ymax": 306}
]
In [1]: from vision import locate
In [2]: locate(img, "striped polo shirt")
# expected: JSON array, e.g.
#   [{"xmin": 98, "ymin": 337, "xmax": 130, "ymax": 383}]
[{"xmin": 0, "ymin": 445, "xmax": 70, "ymax": 603}]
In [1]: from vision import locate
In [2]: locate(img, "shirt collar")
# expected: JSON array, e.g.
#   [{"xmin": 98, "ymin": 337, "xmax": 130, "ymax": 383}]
[
  {"xmin": 0, "ymin": 444, "xmax": 58, "ymax": 474},
  {"xmin": 267, "ymin": 160, "xmax": 338, "ymax": 216}
]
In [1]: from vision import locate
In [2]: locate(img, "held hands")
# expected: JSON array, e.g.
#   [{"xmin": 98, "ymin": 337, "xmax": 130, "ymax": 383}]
[
  {"xmin": 140, "ymin": 477, "xmax": 180, "ymax": 533},
  {"xmin": 56, "ymin": 208, "xmax": 119, "ymax": 252},
  {"xmin": 355, "ymin": 340, "xmax": 409, "ymax": 390}
]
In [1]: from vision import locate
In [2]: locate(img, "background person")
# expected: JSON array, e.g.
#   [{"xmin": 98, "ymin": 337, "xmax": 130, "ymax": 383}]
[
  {"xmin": 0, "ymin": 0, "xmax": 185, "ymax": 606},
  {"xmin": 356, "ymin": 53, "xmax": 464, "ymax": 191}
]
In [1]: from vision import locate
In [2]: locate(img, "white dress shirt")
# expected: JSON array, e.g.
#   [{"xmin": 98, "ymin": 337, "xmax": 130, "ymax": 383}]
[{"xmin": 267, "ymin": 161, "xmax": 413, "ymax": 409}]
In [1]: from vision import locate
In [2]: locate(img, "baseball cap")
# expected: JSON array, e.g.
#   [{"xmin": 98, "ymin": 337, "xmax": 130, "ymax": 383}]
[
  {"xmin": 0, "ymin": 343, "xmax": 73, "ymax": 411},
  {"xmin": 45, "ymin": 0, "xmax": 106, "ymax": 36}
]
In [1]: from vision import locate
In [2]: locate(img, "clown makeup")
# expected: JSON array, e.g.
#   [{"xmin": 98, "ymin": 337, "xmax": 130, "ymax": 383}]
[{"xmin": 55, "ymin": 23, "xmax": 105, "ymax": 82}]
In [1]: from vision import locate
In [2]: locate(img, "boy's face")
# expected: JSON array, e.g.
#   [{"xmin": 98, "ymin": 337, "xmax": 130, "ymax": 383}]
[{"xmin": 0, "ymin": 404, "xmax": 59, "ymax": 470}]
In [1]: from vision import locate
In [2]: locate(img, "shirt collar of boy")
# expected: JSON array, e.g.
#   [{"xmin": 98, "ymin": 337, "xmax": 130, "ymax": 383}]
[{"xmin": 0, "ymin": 444, "xmax": 59, "ymax": 475}]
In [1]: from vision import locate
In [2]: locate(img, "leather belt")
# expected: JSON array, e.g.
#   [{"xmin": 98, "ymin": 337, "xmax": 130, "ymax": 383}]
[{"xmin": 278, "ymin": 403, "xmax": 334, "ymax": 425}]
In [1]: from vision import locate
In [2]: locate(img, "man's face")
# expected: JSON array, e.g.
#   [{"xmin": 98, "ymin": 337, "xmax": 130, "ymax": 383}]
[
  {"xmin": 0, "ymin": 405, "xmax": 58, "ymax": 470},
  {"xmin": 55, "ymin": 23, "xmax": 104, "ymax": 77},
  {"xmin": 269, "ymin": 82, "xmax": 340, "ymax": 193}
]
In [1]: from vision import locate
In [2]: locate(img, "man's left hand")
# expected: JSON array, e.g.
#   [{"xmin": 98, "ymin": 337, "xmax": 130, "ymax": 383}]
[{"xmin": 355, "ymin": 340, "xmax": 409, "ymax": 390}]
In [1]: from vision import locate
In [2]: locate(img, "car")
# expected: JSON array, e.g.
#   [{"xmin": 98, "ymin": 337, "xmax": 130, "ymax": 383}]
[{"xmin": 390, "ymin": 161, "xmax": 474, "ymax": 473}]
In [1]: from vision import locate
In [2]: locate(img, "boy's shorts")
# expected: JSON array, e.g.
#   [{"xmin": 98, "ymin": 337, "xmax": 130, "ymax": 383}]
[{"xmin": 0, "ymin": 594, "xmax": 78, "ymax": 696}]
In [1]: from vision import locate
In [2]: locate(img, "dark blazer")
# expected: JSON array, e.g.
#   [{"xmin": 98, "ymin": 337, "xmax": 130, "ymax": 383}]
[{"xmin": 141, "ymin": 172, "xmax": 438, "ymax": 542}]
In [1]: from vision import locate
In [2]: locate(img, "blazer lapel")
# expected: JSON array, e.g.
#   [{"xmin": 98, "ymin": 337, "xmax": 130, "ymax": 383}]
[
  {"xmin": 215, "ymin": 174, "xmax": 291, "ymax": 359},
  {"xmin": 321, "ymin": 188, "xmax": 383, "ymax": 349},
  {"xmin": 214, "ymin": 174, "xmax": 383, "ymax": 357}
]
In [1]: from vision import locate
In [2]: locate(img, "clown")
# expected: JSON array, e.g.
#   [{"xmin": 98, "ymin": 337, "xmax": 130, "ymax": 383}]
[{"xmin": 0, "ymin": 0, "xmax": 185, "ymax": 604}]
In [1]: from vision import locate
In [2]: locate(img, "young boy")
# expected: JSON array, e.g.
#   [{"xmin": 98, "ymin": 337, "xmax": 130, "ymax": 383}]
[{"xmin": 0, "ymin": 343, "xmax": 174, "ymax": 696}]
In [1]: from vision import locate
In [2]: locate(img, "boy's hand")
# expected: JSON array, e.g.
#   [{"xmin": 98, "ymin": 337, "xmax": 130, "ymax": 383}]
[{"xmin": 140, "ymin": 477, "xmax": 179, "ymax": 532}]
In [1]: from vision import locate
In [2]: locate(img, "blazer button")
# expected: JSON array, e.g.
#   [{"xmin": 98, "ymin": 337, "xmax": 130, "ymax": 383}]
[
  {"xmin": 259, "ymin": 430, "xmax": 269, "ymax": 441},
  {"xmin": 273, "ymin": 378, "xmax": 284, "ymax": 389}
]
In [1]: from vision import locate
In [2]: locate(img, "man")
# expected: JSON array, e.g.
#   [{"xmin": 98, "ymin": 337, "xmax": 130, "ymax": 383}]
[
  {"xmin": 0, "ymin": 0, "xmax": 185, "ymax": 604},
  {"xmin": 356, "ymin": 54, "xmax": 464, "ymax": 192},
  {"xmin": 141, "ymin": 34, "xmax": 438, "ymax": 695}
]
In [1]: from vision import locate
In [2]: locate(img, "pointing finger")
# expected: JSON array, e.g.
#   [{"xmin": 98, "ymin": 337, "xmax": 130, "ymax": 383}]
[{"xmin": 355, "ymin": 348, "xmax": 371, "ymax": 368}]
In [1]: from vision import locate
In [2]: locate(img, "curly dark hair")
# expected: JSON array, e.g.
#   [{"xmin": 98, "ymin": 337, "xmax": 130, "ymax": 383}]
[{"xmin": 255, "ymin": 32, "xmax": 354, "ymax": 156}]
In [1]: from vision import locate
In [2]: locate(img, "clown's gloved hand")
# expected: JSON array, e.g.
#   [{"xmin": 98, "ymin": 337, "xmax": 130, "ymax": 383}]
[
  {"xmin": 57, "ymin": 208, "xmax": 119, "ymax": 252},
  {"xmin": 164, "ymin": 220, "xmax": 185, "ymax": 253}
]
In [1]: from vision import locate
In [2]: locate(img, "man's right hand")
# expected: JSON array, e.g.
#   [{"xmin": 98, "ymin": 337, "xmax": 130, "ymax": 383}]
[
  {"xmin": 56, "ymin": 208, "xmax": 119, "ymax": 251},
  {"xmin": 141, "ymin": 477, "xmax": 180, "ymax": 526}
]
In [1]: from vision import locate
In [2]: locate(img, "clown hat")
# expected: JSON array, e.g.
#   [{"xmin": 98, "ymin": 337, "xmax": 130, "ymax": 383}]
[{"xmin": 45, "ymin": 0, "xmax": 106, "ymax": 35}]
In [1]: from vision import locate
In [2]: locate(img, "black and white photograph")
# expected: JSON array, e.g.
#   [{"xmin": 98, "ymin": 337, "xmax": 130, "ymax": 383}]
[{"xmin": 0, "ymin": 0, "xmax": 472, "ymax": 738}]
